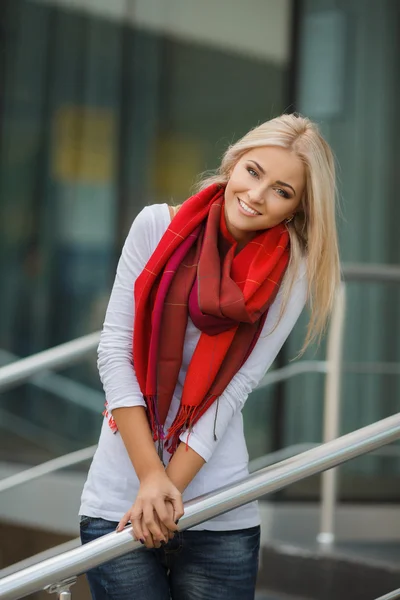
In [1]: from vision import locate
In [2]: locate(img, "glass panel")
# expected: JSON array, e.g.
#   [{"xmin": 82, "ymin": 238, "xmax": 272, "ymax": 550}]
[
  {"xmin": 277, "ymin": 0, "xmax": 400, "ymax": 502},
  {"xmin": 0, "ymin": 0, "xmax": 294, "ymax": 462},
  {"xmin": 280, "ymin": 283, "xmax": 400, "ymax": 501}
]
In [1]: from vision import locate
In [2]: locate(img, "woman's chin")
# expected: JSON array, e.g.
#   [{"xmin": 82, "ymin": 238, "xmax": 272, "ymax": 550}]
[{"xmin": 229, "ymin": 215, "xmax": 258, "ymax": 231}]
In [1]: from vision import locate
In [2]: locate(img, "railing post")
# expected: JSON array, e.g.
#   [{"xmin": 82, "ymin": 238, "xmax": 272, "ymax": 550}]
[
  {"xmin": 317, "ymin": 283, "xmax": 346, "ymax": 547},
  {"xmin": 46, "ymin": 577, "xmax": 77, "ymax": 599}
]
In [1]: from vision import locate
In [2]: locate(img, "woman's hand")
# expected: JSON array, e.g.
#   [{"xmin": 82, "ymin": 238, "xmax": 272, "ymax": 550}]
[
  {"xmin": 116, "ymin": 470, "xmax": 184, "ymax": 548},
  {"xmin": 148, "ymin": 501, "xmax": 176, "ymax": 548}
]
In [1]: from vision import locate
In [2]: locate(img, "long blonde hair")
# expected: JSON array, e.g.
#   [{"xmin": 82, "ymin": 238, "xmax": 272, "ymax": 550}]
[{"xmin": 193, "ymin": 114, "xmax": 340, "ymax": 351}]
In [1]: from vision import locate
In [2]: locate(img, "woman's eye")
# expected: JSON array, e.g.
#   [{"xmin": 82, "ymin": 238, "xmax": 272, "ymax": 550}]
[
  {"xmin": 275, "ymin": 188, "xmax": 290, "ymax": 199},
  {"xmin": 247, "ymin": 167, "xmax": 258, "ymax": 178}
]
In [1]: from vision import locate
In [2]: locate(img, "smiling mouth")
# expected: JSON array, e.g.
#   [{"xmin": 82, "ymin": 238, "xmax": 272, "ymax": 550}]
[{"xmin": 238, "ymin": 197, "xmax": 261, "ymax": 216}]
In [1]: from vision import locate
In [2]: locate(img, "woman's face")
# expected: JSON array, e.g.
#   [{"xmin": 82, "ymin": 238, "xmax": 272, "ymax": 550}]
[{"xmin": 224, "ymin": 146, "xmax": 306, "ymax": 246}]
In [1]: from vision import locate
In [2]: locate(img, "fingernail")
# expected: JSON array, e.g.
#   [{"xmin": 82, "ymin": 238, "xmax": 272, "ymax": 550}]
[
  {"xmin": 115, "ymin": 526, "xmax": 120, "ymax": 532},
  {"xmin": 140, "ymin": 538, "xmax": 145, "ymax": 544},
  {"xmin": 160, "ymin": 540, "xmax": 166, "ymax": 546}
]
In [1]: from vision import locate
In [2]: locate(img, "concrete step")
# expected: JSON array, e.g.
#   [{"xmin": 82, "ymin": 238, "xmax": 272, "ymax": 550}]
[{"xmin": 257, "ymin": 540, "xmax": 400, "ymax": 600}]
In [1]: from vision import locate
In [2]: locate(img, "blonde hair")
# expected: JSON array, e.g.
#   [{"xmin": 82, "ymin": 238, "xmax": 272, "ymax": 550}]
[{"xmin": 193, "ymin": 114, "xmax": 340, "ymax": 351}]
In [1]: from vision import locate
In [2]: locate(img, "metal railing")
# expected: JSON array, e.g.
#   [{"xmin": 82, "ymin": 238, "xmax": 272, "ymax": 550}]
[
  {"xmin": 317, "ymin": 263, "xmax": 400, "ymax": 546},
  {"xmin": 0, "ymin": 332, "xmax": 99, "ymax": 393},
  {"xmin": 3, "ymin": 427, "xmax": 400, "ymax": 496},
  {"xmin": 1, "ymin": 264, "xmax": 400, "ymax": 539},
  {"xmin": 341, "ymin": 263, "xmax": 400, "ymax": 283},
  {"xmin": 1, "ymin": 412, "xmax": 400, "ymax": 599},
  {"xmin": 0, "ymin": 348, "xmax": 103, "ymax": 414},
  {"xmin": 317, "ymin": 282, "xmax": 345, "ymax": 545},
  {"xmin": 0, "ymin": 446, "xmax": 97, "ymax": 494},
  {"xmin": 376, "ymin": 589, "xmax": 400, "ymax": 600},
  {"xmin": 1, "ymin": 263, "xmax": 400, "ymax": 598}
]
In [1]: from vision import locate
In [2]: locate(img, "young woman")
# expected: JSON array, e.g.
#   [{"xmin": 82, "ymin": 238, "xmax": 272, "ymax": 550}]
[{"xmin": 79, "ymin": 113, "xmax": 340, "ymax": 599}]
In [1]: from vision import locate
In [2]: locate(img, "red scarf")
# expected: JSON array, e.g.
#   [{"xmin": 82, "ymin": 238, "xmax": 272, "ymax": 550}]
[{"xmin": 105, "ymin": 184, "xmax": 290, "ymax": 454}]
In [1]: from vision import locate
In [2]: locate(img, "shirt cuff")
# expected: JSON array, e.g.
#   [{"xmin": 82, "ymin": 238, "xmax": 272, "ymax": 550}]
[
  {"xmin": 109, "ymin": 395, "xmax": 146, "ymax": 413},
  {"xmin": 179, "ymin": 429, "xmax": 214, "ymax": 462}
]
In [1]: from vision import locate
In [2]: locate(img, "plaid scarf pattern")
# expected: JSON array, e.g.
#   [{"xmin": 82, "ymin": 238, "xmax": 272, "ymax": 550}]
[{"xmin": 104, "ymin": 184, "xmax": 290, "ymax": 454}]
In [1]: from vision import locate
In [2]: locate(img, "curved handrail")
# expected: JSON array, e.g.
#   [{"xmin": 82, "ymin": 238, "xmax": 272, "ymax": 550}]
[
  {"xmin": 256, "ymin": 359, "xmax": 327, "ymax": 387},
  {"xmin": 0, "ymin": 332, "xmax": 100, "ymax": 393},
  {"xmin": 0, "ymin": 348, "xmax": 103, "ymax": 413},
  {"xmin": 3, "ymin": 434, "xmax": 400, "ymax": 495},
  {"xmin": 1, "ymin": 412, "xmax": 400, "ymax": 599},
  {"xmin": 342, "ymin": 263, "xmax": 400, "ymax": 282},
  {"xmin": 1, "ymin": 358, "xmax": 400, "ymax": 493},
  {"xmin": 0, "ymin": 262, "xmax": 399, "ymax": 396},
  {"xmin": 375, "ymin": 589, "xmax": 400, "ymax": 600},
  {"xmin": 0, "ymin": 261, "xmax": 399, "ymax": 596},
  {"xmin": 0, "ymin": 446, "xmax": 97, "ymax": 493}
]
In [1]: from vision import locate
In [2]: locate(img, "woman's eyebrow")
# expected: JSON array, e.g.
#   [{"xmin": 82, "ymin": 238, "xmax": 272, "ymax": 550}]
[
  {"xmin": 249, "ymin": 160, "xmax": 266, "ymax": 174},
  {"xmin": 249, "ymin": 160, "xmax": 296, "ymax": 196},
  {"xmin": 276, "ymin": 180, "xmax": 296, "ymax": 196}
]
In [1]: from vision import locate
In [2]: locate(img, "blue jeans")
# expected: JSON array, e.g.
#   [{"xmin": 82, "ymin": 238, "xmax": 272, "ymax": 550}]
[{"xmin": 80, "ymin": 516, "xmax": 260, "ymax": 599}]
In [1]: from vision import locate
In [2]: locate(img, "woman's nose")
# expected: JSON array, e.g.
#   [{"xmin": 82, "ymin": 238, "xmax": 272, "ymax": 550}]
[{"xmin": 247, "ymin": 186, "xmax": 265, "ymax": 204}]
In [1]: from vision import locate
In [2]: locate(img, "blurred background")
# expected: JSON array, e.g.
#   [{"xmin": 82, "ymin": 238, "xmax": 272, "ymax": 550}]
[{"xmin": 0, "ymin": 0, "xmax": 399, "ymax": 598}]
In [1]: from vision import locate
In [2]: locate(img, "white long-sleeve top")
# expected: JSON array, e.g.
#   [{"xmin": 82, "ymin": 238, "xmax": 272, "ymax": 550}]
[{"xmin": 80, "ymin": 204, "xmax": 307, "ymax": 530}]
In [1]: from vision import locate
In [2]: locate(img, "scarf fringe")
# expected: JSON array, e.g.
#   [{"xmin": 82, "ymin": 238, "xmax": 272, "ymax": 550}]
[
  {"xmin": 103, "ymin": 402, "xmax": 118, "ymax": 434},
  {"xmin": 102, "ymin": 397, "xmax": 165, "ymax": 443},
  {"xmin": 164, "ymin": 394, "xmax": 218, "ymax": 455},
  {"xmin": 145, "ymin": 394, "xmax": 165, "ymax": 442},
  {"xmin": 103, "ymin": 394, "xmax": 220, "ymax": 459}
]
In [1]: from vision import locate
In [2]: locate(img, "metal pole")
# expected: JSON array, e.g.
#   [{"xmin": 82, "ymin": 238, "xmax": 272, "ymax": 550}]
[
  {"xmin": 0, "ymin": 446, "xmax": 97, "ymax": 493},
  {"xmin": 0, "ymin": 332, "xmax": 100, "ymax": 393},
  {"xmin": 2, "ymin": 411, "xmax": 400, "ymax": 599},
  {"xmin": 317, "ymin": 283, "xmax": 346, "ymax": 546},
  {"xmin": 374, "ymin": 589, "xmax": 400, "ymax": 600},
  {"xmin": 342, "ymin": 263, "xmax": 400, "ymax": 283}
]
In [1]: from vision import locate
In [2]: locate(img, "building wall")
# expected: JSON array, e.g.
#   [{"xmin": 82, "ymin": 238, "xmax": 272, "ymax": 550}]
[
  {"xmin": 0, "ymin": 0, "xmax": 292, "ymax": 461},
  {"xmin": 282, "ymin": 0, "xmax": 400, "ymax": 499},
  {"xmin": 30, "ymin": 0, "xmax": 292, "ymax": 64},
  {"xmin": 1, "ymin": 0, "xmax": 399, "ymax": 508}
]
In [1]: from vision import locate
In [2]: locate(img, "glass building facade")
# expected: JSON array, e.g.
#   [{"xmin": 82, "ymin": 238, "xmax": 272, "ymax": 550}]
[
  {"xmin": 0, "ymin": 0, "xmax": 399, "ymax": 502},
  {"xmin": 284, "ymin": 0, "xmax": 400, "ymax": 502}
]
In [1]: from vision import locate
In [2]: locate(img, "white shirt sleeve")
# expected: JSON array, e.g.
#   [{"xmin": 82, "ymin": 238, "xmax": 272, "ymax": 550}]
[
  {"xmin": 99, "ymin": 202, "xmax": 307, "ymax": 461},
  {"xmin": 179, "ymin": 265, "xmax": 308, "ymax": 462},
  {"xmin": 97, "ymin": 207, "xmax": 156, "ymax": 412}
]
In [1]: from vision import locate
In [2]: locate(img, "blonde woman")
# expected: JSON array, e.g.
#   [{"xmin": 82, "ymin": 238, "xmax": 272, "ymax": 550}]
[{"xmin": 79, "ymin": 114, "xmax": 340, "ymax": 600}]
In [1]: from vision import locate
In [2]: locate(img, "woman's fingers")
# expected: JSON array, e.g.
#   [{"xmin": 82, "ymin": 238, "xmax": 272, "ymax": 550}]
[
  {"xmin": 116, "ymin": 504, "xmax": 151, "ymax": 549},
  {"xmin": 117, "ymin": 490, "xmax": 181, "ymax": 548},
  {"xmin": 169, "ymin": 492, "xmax": 184, "ymax": 523},
  {"xmin": 142, "ymin": 503, "xmax": 166, "ymax": 543},
  {"xmin": 153, "ymin": 511, "xmax": 175, "ymax": 546},
  {"xmin": 131, "ymin": 513, "xmax": 146, "ymax": 544},
  {"xmin": 143, "ymin": 532, "xmax": 157, "ymax": 549},
  {"xmin": 159, "ymin": 519, "xmax": 169, "ymax": 539},
  {"xmin": 131, "ymin": 510, "xmax": 157, "ymax": 549},
  {"xmin": 165, "ymin": 502, "xmax": 176, "ymax": 539},
  {"xmin": 116, "ymin": 510, "xmax": 131, "ymax": 533},
  {"xmin": 119, "ymin": 508, "xmax": 176, "ymax": 549},
  {"xmin": 154, "ymin": 498, "xmax": 178, "ymax": 531}
]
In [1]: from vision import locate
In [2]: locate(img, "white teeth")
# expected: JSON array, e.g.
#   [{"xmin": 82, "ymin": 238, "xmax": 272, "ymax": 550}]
[{"xmin": 239, "ymin": 199, "xmax": 260, "ymax": 216}]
